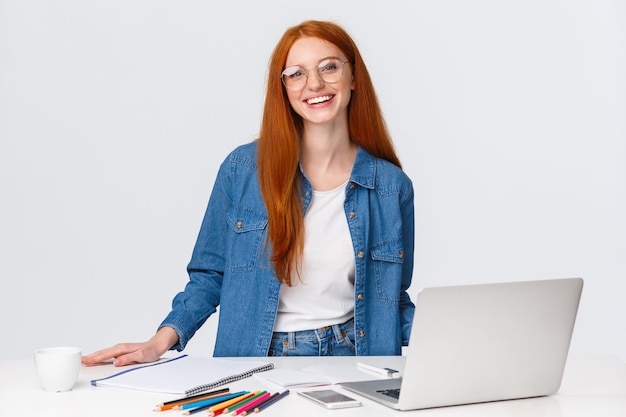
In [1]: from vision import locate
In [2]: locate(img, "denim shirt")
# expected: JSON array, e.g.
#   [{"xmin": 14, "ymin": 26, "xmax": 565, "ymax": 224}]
[{"xmin": 160, "ymin": 141, "xmax": 415, "ymax": 356}]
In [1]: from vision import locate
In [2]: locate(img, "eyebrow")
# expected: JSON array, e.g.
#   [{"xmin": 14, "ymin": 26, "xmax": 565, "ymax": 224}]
[{"xmin": 284, "ymin": 56, "xmax": 343, "ymax": 69}]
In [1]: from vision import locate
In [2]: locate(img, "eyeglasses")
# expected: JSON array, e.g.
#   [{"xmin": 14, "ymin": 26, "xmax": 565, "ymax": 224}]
[{"xmin": 281, "ymin": 58, "xmax": 349, "ymax": 90}]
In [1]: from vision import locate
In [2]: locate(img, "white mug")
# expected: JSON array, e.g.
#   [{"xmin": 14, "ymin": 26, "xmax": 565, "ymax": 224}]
[{"xmin": 34, "ymin": 346, "xmax": 82, "ymax": 392}]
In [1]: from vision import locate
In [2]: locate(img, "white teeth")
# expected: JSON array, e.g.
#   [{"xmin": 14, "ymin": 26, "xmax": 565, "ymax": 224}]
[{"xmin": 306, "ymin": 95, "xmax": 332, "ymax": 104}]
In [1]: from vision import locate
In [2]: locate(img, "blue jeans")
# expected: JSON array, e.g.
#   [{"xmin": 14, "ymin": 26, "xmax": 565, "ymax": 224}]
[{"xmin": 268, "ymin": 318, "xmax": 356, "ymax": 356}]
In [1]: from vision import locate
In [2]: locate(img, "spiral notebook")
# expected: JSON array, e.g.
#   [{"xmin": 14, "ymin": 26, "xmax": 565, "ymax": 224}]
[{"xmin": 90, "ymin": 354, "xmax": 274, "ymax": 395}]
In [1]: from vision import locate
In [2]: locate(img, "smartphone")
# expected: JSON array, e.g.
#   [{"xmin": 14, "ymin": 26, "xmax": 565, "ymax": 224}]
[{"xmin": 297, "ymin": 389, "xmax": 362, "ymax": 409}]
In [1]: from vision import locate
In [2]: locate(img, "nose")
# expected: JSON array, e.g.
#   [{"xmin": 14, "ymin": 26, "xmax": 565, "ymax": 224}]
[{"xmin": 305, "ymin": 69, "xmax": 324, "ymax": 90}]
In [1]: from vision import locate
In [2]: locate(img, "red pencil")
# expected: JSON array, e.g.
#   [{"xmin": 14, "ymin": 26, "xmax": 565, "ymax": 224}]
[
  {"xmin": 223, "ymin": 391, "xmax": 265, "ymax": 413},
  {"xmin": 208, "ymin": 392, "xmax": 255, "ymax": 416},
  {"xmin": 253, "ymin": 390, "xmax": 290, "ymax": 413},
  {"xmin": 234, "ymin": 392, "xmax": 271, "ymax": 416}
]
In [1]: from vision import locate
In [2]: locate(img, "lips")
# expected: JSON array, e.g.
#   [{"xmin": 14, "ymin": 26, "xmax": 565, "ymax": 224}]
[{"xmin": 305, "ymin": 95, "xmax": 334, "ymax": 105}]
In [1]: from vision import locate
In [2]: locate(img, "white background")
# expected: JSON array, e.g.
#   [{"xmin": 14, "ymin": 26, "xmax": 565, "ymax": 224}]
[{"xmin": 1, "ymin": 1, "xmax": 624, "ymax": 361}]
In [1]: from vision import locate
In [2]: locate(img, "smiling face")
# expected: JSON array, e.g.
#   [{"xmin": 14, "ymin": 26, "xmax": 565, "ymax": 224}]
[{"xmin": 283, "ymin": 36, "xmax": 354, "ymax": 128}]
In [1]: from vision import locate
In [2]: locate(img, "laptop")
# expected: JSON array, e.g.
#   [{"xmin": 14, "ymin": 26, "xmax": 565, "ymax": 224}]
[{"xmin": 341, "ymin": 277, "xmax": 583, "ymax": 410}]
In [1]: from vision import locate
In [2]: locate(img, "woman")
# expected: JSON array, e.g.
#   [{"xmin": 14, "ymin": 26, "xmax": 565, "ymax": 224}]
[{"xmin": 83, "ymin": 20, "xmax": 415, "ymax": 366}]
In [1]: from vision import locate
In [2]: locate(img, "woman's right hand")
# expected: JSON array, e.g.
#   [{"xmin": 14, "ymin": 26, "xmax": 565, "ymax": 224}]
[{"xmin": 81, "ymin": 326, "xmax": 179, "ymax": 367}]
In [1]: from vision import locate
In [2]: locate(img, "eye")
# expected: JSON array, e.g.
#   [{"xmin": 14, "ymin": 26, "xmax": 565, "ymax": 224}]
[
  {"xmin": 319, "ymin": 59, "xmax": 339, "ymax": 74},
  {"xmin": 283, "ymin": 66, "xmax": 306, "ymax": 79}
]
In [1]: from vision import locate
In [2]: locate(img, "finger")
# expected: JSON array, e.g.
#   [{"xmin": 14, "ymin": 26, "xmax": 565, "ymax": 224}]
[
  {"xmin": 112, "ymin": 354, "xmax": 139, "ymax": 367},
  {"xmin": 82, "ymin": 350, "xmax": 113, "ymax": 365},
  {"xmin": 82, "ymin": 344, "xmax": 139, "ymax": 365},
  {"xmin": 112, "ymin": 349, "xmax": 156, "ymax": 367}
]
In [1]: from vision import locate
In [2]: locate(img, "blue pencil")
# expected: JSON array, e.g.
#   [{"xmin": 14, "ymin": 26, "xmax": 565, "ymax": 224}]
[
  {"xmin": 253, "ymin": 390, "xmax": 290, "ymax": 413},
  {"xmin": 180, "ymin": 391, "xmax": 249, "ymax": 410}
]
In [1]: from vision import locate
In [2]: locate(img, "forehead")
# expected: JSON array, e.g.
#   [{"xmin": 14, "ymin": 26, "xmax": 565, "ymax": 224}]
[{"xmin": 285, "ymin": 36, "xmax": 344, "ymax": 67}]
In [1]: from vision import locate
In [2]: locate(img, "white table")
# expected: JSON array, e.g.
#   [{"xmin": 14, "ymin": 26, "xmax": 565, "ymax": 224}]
[{"xmin": 1, "ymin": 355, "xmax": 625, "ymax": 417}]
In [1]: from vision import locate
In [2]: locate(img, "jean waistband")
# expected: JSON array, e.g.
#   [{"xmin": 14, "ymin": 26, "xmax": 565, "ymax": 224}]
[{"xmin": 273, "ymin": 317, "xmax": 354, "ymax": 346}]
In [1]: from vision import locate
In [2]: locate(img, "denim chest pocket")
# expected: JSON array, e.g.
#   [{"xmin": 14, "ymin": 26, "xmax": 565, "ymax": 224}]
[
  {"xmin": 226, "ymin": 205, "xmax": 268, "ymax": 272},
  {"xmin": 370, "ymin": 237, "xmax": 405, "ymax": 304}
]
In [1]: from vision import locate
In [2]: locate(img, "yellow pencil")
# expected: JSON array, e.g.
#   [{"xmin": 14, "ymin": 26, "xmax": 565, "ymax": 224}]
[
  {"xmin": 223, "ymin": 391, "xmax": 265, "ymax": 414},
  {"xmin": 208, "ymin": 392, "xmax": 255, "ymax": 416}
]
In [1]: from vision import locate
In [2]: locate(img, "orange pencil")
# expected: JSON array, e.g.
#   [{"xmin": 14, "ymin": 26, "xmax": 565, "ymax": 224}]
[
  {"xmin": 153, "ymin": 388, "xmax": 230, "ymax": 411},
  {"xmin": 223, "ymin": 390, "xmax": 265, "ymax": 413},
  {"xmin": 208, "ymin": 392, "xmax": 255, "ymax": 416}
]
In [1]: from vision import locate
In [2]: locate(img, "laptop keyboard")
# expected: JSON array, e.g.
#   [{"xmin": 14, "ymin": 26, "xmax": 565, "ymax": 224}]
[{"xmin": 377, "ymin": 388, "xmax": 400, "ymax": 399}]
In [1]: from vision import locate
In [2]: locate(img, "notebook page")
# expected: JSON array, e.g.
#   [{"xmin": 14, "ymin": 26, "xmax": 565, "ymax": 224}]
[{"xmin": 91, "ymin": 355, "xmax": 273, "ymax": 395}]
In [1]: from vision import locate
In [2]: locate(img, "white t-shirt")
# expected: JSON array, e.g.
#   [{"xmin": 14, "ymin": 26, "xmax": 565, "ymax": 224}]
[{"xmin": 273, "ymin": 181, "xmax": 356, "ymax": 332}]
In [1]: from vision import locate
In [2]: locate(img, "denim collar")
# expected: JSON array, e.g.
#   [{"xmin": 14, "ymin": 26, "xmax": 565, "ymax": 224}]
[{"xmin": 349, "ymin": 146, "xmax": 376, "ymax": 190}]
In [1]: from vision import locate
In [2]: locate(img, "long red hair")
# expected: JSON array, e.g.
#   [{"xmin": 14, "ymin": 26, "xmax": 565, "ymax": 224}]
[{"xmin": 258, "ymin": 20, "xmax": 401, "ymax": 285}]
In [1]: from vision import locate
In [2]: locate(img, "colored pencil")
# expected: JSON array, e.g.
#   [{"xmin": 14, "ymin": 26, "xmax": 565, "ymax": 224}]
[
  {"xmin": 253, "ymin": 390, "xmax": 290, "ymax": 413},
  {"xmin": 153, "ymin": 388, "xmax": 230, "ymax": 411},
  {"xmin": 232, "ymin": 392, "xmax": 271, "ymax": 416},
  {"xmin": 207, "ymin": 392, "xmax": 255, "ymax": 416},
  {"xmin": 180, "ymin": 391, "xmax": 248, "ymax": 411},
  {"xmin": 222, "ymin": 390, "xmax": 265, "ymax": 413}
]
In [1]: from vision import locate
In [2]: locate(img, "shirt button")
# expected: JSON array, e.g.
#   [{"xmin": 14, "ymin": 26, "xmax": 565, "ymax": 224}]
[
  {"xmin": 349, "ymin": 212, "xmax": 356, "ymax": 219},
  {"xmin": 357, "ymin": 251, "xmax": 364, "ymax": 258},
  {"xmin": 398, "ymin": 251, "xmax": 404, "ymax": 259},
  {"xmin": 350, "ymin": 182, "xmax": 355, "ymax": 189},
  {"xmin": 357, "ymin": 293, "xmax": 364, "ymax": 301},
  {"xmin": 358, "ymin": 330, "xmax": 365, "ymax": 337},
  {"xmin": 236, "ymin": 221, "xmax": 243, "ymax": 229}
]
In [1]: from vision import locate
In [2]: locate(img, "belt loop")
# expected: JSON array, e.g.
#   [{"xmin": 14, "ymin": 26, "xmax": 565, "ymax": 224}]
[
  {"xmin": 288, "ymin": 331, "xmax": 296, "ymax": 349},
  {"xmin": 332, "ymin": 323, "xmax": 344, "ymax": 343}
]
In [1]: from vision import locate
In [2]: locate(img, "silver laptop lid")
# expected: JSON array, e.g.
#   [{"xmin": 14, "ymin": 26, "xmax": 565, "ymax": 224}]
[{"xmin": 395, "ymin": 277, "xmax": 583, "ymax": 409}]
